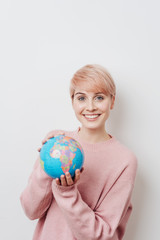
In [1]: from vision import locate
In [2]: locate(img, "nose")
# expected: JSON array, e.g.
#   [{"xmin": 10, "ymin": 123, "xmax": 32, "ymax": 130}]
[{"xmin": 86, "ymin": 99, "xmax": 97, "ymax": 111}]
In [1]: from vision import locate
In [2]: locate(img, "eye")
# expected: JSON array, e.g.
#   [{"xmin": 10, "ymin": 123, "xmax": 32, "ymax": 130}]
[
  {"xmin": 78, "ymin": 96, "xmax": 85, "ymax": 101},
  {"xmin": 95, "ymin": 95, "xmax": 104, "ymax": 101}
]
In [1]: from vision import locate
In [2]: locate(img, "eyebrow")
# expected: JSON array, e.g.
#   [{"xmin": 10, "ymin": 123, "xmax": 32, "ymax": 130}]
[
  {"xmin": 75, "ymin": 92, "xmax": 104, "ymax": 95},
  {"xmin": 75, "ymin": 92, "xmax": 85, "ymax": 95}
]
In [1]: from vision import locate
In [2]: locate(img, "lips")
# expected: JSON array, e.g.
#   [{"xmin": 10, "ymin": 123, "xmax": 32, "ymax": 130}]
[{"xmin": 83, "ymin": 114, "xmax": 101, "ymax": 120}]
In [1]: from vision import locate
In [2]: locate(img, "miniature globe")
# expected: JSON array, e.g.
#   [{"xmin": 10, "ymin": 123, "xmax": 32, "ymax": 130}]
[{"xmin": 40, "ymin": 135, "xmax": 84, "ymax": 178}]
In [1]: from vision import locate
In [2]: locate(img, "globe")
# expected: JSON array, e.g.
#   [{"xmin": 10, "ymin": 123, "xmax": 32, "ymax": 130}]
[{"xmin": 40, "ymin": 135, "xmax": 84, "ymax": 179}]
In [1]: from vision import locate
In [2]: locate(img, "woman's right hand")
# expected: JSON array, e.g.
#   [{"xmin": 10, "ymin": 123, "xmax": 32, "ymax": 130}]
[{"xmin": 37, "ymin": 131, "xmax": 65, "ymax": 152}]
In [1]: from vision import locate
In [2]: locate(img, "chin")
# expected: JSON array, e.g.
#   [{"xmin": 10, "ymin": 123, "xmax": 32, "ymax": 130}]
[{"xmin": 82, "ymin": 122, "xmax": 103, "ymax": 130}]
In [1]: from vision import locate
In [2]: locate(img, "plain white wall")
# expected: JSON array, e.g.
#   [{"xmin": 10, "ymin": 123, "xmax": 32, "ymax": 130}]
[{"xmin": 0, "ymin": 0, "xmax": 159, "ymax": 239}]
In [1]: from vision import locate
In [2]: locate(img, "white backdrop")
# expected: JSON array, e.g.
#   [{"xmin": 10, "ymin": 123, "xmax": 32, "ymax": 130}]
[{"xmin": 0, "ymin": 1, "xmax": 160, "ymax": 239}]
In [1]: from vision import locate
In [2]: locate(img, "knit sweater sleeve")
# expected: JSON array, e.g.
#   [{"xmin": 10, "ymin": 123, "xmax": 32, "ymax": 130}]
[
  {"xmin": 20, "ymin": 157, "xmax": 53, "ymax": 220},
  {"xmin": 52, "ymin": 157, "xmax": 137, "ymax": 240},
  {"xmin": 20, "ymin": 129, "xmax": 63, "ymax": 220}
]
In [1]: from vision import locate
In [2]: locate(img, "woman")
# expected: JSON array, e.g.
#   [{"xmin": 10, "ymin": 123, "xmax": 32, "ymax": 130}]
[{"xmin": 20, "ymin": 64, "xmax": 137, "ymax": 240}]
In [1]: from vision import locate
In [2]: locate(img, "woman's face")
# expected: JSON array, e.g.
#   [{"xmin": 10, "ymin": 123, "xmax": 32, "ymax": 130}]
[{"xmin": 72, "ymin": 86, "xmax": 115, "ymax": 131}]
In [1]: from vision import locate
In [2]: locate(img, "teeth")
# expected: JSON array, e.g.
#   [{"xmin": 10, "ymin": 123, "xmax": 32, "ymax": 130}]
[{"xmin": 84, "ymin": 114, "xmax": 99, "ymax": 119}]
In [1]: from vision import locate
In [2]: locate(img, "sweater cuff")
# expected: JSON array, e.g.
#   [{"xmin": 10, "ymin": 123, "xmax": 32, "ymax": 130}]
[{"xmin": 52, "ymin": 180, "xmax": 77, "ymax": 193}]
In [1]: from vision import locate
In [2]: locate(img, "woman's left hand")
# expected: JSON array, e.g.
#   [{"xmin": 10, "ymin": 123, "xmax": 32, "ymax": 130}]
[{"xmin": 55, "ymin": 167, "xmax": 84, "ymax": 186}]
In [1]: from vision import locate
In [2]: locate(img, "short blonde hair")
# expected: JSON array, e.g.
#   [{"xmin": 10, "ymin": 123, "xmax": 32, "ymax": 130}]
[{"xmin": 70, "ymin": 64, "xmax": 116, "ymax": 98}]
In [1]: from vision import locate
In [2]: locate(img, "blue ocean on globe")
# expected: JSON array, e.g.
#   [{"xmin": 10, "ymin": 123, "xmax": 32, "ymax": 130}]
[{"xmin": 40, "ymin": 135, "xmax": 84, "ymax": 179}]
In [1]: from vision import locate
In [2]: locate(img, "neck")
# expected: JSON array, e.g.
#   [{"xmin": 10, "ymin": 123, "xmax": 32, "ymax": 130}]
[{"xmin": 78, "ymin": 126, "xmax": 110, "ymax": 143}]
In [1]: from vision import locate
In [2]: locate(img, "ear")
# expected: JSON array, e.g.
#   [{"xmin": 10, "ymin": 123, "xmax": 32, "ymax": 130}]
[
  {"xmin": 71, "ymin": 96, "xmax": 74, "ymax": 105},
  {"xmin": 110, "ymin": 95, "xmax": 115, "ymax": 110}
]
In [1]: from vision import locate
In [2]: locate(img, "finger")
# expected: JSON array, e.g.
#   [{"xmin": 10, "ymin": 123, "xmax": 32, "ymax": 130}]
[
  {"xmin": 58, "ymin": 131, "xmax": 65, "ymax": 135},
  {"xmin": 54, "ymin": 131, "xmax": 65, "ymax": 137},
  {"xmin": 74, "ymin": 169, "xmax": 80, "ymax": 183},
  {"xmin": 42, "ymin": 131, "xmax": 55, "ymax": 144},
  {"xmin": 55, "ymin": 178, "xmax": 61, "ymax": 185},
  {"xmin": 42, "ymin": 138, "xmax": 48, "ymax": 144},
  {"xmin": 42, "ymin": 131, "xmax": 65, "ymax": 145},
  {"xmin": 47, "ymin": 132, "xmax": 56, "ymax": 138},
  {"xmin": 60, "ymin": 175, "xmax": 67, "ymax": 186},
  {"xmin": 42, "ymin": 137, "xmax": 53, "ymax": 144},
  {"xmin": 65, "ymin": 172, "xmax": 74, "ymax": 186},
  {"xmin": 37, "ymin": 147, "xmax": 41, "ymax": 152},
  {"xmin": 80, "ymin": 167, "xmax": 84, "ymax": 173}
]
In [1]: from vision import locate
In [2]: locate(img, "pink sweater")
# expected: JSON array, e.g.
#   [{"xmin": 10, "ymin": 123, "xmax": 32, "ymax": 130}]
[{"xmin": 20, "ymin": 129, "xmax": 137, "ymax": 240}]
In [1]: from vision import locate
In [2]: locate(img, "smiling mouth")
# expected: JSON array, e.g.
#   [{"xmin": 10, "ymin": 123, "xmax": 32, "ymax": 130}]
[{"xmin": 83, "ymin": 114, "xmax": 101, "ymax": 120}]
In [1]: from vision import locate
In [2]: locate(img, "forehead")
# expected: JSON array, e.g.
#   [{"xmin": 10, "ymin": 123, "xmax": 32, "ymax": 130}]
[{"xmin": 74, "ymin": 81, "xmax": 106, "ymax": 94}]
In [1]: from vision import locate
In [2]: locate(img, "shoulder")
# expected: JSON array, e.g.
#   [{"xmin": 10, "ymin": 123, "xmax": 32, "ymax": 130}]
[
  {"xmin": 102, "ymin": 137, "xmax": 137, "ymax": 173},
  {"xmin": 115, "ymin": 138, "xmax": 137, "ymax": 164},
  {"xmin": 121, "ymin": 141, "xmax": 137, "ymax": 162},
  {"xmin": 111, "ymin": 138, "xmax": 138, "ymax": 179}
]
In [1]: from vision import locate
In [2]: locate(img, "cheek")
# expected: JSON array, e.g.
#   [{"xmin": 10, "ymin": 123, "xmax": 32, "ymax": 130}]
[
  {"xmin": 72, "ymin": 102, "xmax": 84, "ymax": 114},
  {"xmin": 98, "ymin": 102, "xmax": 111, "ymax": 112}
]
